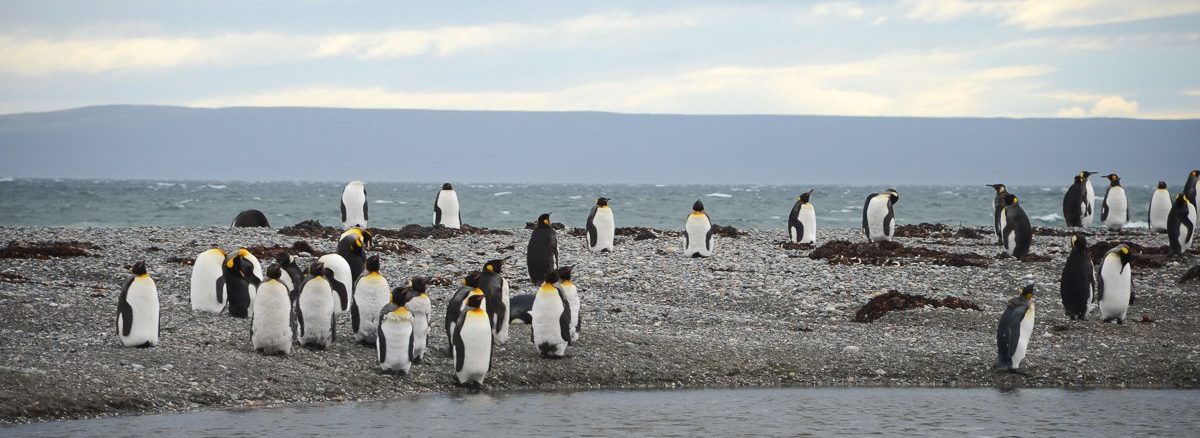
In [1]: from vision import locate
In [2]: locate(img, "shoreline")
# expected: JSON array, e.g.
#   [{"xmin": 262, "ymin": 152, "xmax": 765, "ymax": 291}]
[{"xmin": 1, "ymin": 224, "xmax": 1197, "ymax": 424}]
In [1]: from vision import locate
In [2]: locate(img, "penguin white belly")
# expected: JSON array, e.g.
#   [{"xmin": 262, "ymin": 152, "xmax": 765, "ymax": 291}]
[
  {"xmin": 1011, "ymin": 304, "xmax": 1035, "ymax": 369},
  {"xmin": 1083, "ymin": 181, "xmax": 1096, "ymax": 226},
  {"xmin": 189, "ymin": 250, "xmax": 226, "ymax": 313},
  {"xmin": 342, "ymin": 185, "xmax": 367, "ymax": 229},
  {"xmin": 244, "ymin": 253, "xmax": 263, "ymax": 317},
  {"xmin": 532, "ymin": 291, "xmax": 568, "ymax": 356},
  {"xmin": 560, "ymin": 282, "xmax": 581, "ymax": 342},
  {"xmin": 494, "ymin": 278, "xmax": 511, "ymax": 345},
  {"xmin": 457, "ymin": 313, "xmax": 492, "ymax": 384},
  {"xmin": 409, "ymin": 295, "xmax": 432, "ymax": 360},
  {"xmin": 379, "ymin": 315, "xmax": 414, "ymax": 374},
  {"xmin": 251, "ymin": 280, "xmax": 293, "ymax": 355},
  {"xmin": 353, "ymin": 275, "xmax": 391, "ymax": 343},
  {"xmin": 798, "ymin": 204, "xmax": 817, "ymax": 244},
  {"xmin": 318, "ymin": 254, "xmax": 354, "ymax": 314},
  {"xmin": 120, "ymin": 277, "xmax": 159, "ymax": 347},
  {"xmin": 1189, "ymin": 205, "xmax": 1199, "ymax": 247},
  {"xmin": 1149, "ymin": 191, "xmax": 1171, "ymax": 232},
  {"xmin": 436, "ymin": 190, "xmax": 461, "ymax": 229},
  {"xmin": 1099, "ymin": 258, "xmax": 1132, "ymax": 321},
  {"xmin": 866, "ymin": 196, "xmax": 891, "ymax": 242},
  {"xmin": 590, "ymin": 209, "xmax": 615, "ymax": 252},
  {"xmin": 1103, "ymin": 187, "xmax": 1128, "ymax": 231},
  {"xmin": 684, "ymin": 214, "xmax": 713, "ymax": 257},
  {"xmin": 298, "ymin": 279, "xmax": 335, "ymax": 348},
  {"xmin": 999, "ymin": 210, "xmax": 1013, "ymax": 253}
]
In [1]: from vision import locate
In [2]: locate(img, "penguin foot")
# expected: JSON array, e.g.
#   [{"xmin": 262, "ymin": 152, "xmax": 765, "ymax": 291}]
[
  {"xmin": 412, "ymin": 356, "xmax": 424, "ymax": 365},
  {"xmin": 137, "ymin": 341, "xmax": 156, "ymax": 348}
]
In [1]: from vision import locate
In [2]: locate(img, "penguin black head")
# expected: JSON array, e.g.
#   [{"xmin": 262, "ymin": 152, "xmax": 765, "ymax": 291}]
[
  {"xmin": 885, "ymin": 188, "xmax": 900, "ymax": 202},
  {"xmin": 692, "ymin": 200, "xmax": 705, "ymax": 212},
  {"xmin": 308, "ymin": 261, "xmax": 326, "ymax": 277},
  {"xmin": 442, "ymin": 183, "xmax": 453, "ymax": 190},
  {"xmin": 265, "ymin": 263, "xmax": 283, "ymax": 281},
  {"xmin": 1104, "ymin": 173, "xmax": 1120, "ymax": 185},
  {"xmin": 1079, "ymin": 170, "xmax": 1097, "ymax": 178},
  {"xmin": 987, "ymin": 184, "xmax": 1006, "ymax": 193},
  {"xmin": 462, "ymin": 271, "xmax": 482, "ymax": 288},
  {"xmin": 542, "ymin": 268, "xmax": 560, "ymax": 285},
  {"xmin": 1003, "ymin": 193, "xmax": 1019, "ymax": 206},
  {"xmin": 365, "ymin": 254, "xmax": 381, "ymax": 272},
  {"xmin": 1157, "ymin": 181, "xmax": 1168, "ymax": 190},
  {"xmin": 596, "ymin": 197, "xmax": 609, "ymax": 207},
  {"xmin": 798, "ymin": 190, "xmax": 814, "ymax": 204},
  {"xmin": 237, "ymin": 257, "xmax": 261, "ymax": 285},
  {"xmin": 274, "ymin": 252, "xmax": 295, "ymax": 268},
  {"xmin": 1191, "ymin": 170, "xmax": 1199, "ymax": 178},
  {"xmin": 483, "ymin": 258, "xmax": 506, "ymax": 274},
  {"xmin": 1110, "ymin": 244, "xmax": 1134, "ymax": 266},
  {"xmin": 1069, "ymin": 233, "xmax": 1088, "ymax": 252},
  {"xmin": 389, "ymin": 286, "xmax": 410, "ymax": 305},
  {"xmin": 1073, "ymin": 174, "xmax": 1084, "ymax": 185},
  {"xmin": 409, "ymin": 276, "xmax": 428, "ymax": 293},
  {"xmin": 1177, "ymin": 193, "xmax": 1191, "ymax": 206},
  {"xmin": 1019, "ymin": 283, "xmax": 1035, "ymax": 300},
  {"xmin": 556, "ymin": 265, "xmax": 573, "ymax": 282},
  {"xmin": 536, "ymin": 213, "xmax": 552, "ymax": 227},
  {"xmin": 130, "ymin": 261, "xmax": 147, "ymax": 276},
  {"xmin": 465, "ymin": 294, "xmax": 486, "ymax": 309}
]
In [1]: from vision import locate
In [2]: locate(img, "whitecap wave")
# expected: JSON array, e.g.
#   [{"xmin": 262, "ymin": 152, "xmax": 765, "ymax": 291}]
[
  {"xmin": 493, "ymin": 191, "xmax": 513, "ymax": 196},
  {"xmin": 155, "ymin": 182, "xmax": 175, "ymax": 187},
  {"xmin": 705, "ymin": 193, "xmax": 733, "ymax": 198},
  {"xmin": 0, "ymin": 177, "xmax": 15, "ymax": 182},
  {"xmin": 205, "ymin": 184, "xmax": 227, "ymax": 189},
  {"xmin": 374, "ymin": 200, "xmax": 394, "ymax": 204},
  {"xmin": 501, "ymin": 210, "xmax": 511, "ymax": 215},
  {"xmin": 1032, "ymin": 213, "xmax": 1062, "ymax": 222},
  {"xmin": 568, "ymin": 195, "xmax": 582, "ymax": 200}
]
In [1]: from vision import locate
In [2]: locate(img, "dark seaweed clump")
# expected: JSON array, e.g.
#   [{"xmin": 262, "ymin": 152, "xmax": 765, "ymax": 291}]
[
  {"xmin": 809, "ymin": 240, "xmax": 988, "ymax": 267},
  {"xmin": 894, "ymin": 223, "xmax": 985, "ymax": 239},
  {"xmin": 855, "ymin": 291, "xmax": 981, "ymax": 323},
  {"xmin": 0, "ymin": 241, "xmax": 100, "ymax": 259}
]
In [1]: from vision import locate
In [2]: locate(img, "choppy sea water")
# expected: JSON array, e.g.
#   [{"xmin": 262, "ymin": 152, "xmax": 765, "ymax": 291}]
[
  {"xmin": 5, "ymin": 388, "xmax": 1198, "ymax": 437},
  {"xmin": 0, "ymin": 179, "xmax": 1163, "ymax": 230}
]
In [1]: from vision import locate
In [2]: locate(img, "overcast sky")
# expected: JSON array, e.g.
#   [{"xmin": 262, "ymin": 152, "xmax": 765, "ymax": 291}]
[{"xmin": 1, "ymin": 0, "xmax": 1198, "ymax": 118}]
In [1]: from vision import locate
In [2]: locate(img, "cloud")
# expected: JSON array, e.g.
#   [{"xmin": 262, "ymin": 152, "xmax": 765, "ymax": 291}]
[
  {"xmin": 796, "ymin": 2, "xmax": 868, "ymax": 25},
  {"xmin": 1055, "ymin": 95, "xmax": 1139, "ymax": 117},
  {"xmin": 903, "ymin": 0, "xmax": 1200, "ymax": 29}
]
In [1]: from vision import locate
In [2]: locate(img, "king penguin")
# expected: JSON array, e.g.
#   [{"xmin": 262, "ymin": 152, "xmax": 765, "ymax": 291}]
[
  {"xmin": 297, "ymin": 261, "xmax": 336, "ymax": 349},
  {"xmin": 231, "ymin": 209, "xmax": 270, "ymax": 228},
  {"xmin": 995, "ymin": 281, "xmax": 1036, "ymax": 372},
  {"xmin": 341, "ymin": 180, "xmax": 368, "ymax": 229},
  {"xmin": 222, "ymin": 249, "xmax": 262, "ymax": 319},
  {"xmin": 1148, "ymin": 182, "xmax": 1172, "ymax": 233},
  {"xmin": 434, "ymin": 183, "xmax": 462, "ymax": 229},
  {"xmin": 445, "ymin": 272, "xmax": 483, "ymax": 352},
  {"xmin": 1097, "ymin": 244, "xmax": 1134, "ymax": 324},
  {"xmin": 1059, "ymin": 234, "xmax": 1095, "ymax": 320},
  {"xmin": 862, "ymin": 189, "xmax": 899, "ymax": 242},
  {"xmin": 1079, "ymin": 170, "xmax": 1098, "ymax": 227},
  {"xmin": 1101, "ymin": 173, "xmax": 1128, "ymax": 232},
  {"xmin": 527, "ymin": 213, "xmax": 559, "ymax": 285},
  {"xmin": 1062, "ymin": 175, "xmax": 1088, "ymax": 228},
  {"xmin": 684, "ymin": 200, "xmax": 714, "ymax": 257},
  {"xmin": 531, "ymin": 269, "xmax": 572, "ymax": 358},
  {"xmin": 987, "ymin": 184, "xmax": 1007, "ymax": 245},
  {"xmin": 117, "ymin": 261, "xmax": 159, "ymax": 348},
  {"xmin": 317, "ymin": 253, "xmax": 353, "ymax": 315},
  {"xmin": 338, "ymin": 228, "xmax": 371, "ymax": 283},
  {"xmin": 252, "ymin": 264, "xmax": 294, "ymax": 355},
  {"xmin": 273, "ymin": 253, "xmax": 303, "ymax": 301},
  {"xmin": 353, "ymin": 255, "xmax": 390, "ymax": 346},
  {"xmin": 478, "ymin": 258, "xmax": 511, "ymax": 345},
  {"xmin": 453, "ymin": 294, "xmax": 493, "ymax": 388},
  {"xmin": 189, "ymin": 248, "xmax": 226, "ymax": 313},
  {"xmin": 999, "ymin": 193, "xmax": 1032, "ymax": 258},
  {"xmin": 1168, "ymin": 193, "xmax": 1197, "ymax": 256},
  {"xmin": 403, "ymin": 277, "xmax": 432, "ymax": 363},
  {"xmin": 788, "ymin": 190, "xmax": 816, "ymax": 244},
  {"xmin": 377, "ymin": 288, "xmax": 415, "ymax": 375},
  {"xmin": 1186, "ymin": 170, "xmax": 1199, "ymax": 212},
  {"xmin": 556, "ymin": 266, "xmax": 581, "ymax": 343},
  {"xmin": 586, "ymin": 197, "xmax": 616, "ymax": 252}
]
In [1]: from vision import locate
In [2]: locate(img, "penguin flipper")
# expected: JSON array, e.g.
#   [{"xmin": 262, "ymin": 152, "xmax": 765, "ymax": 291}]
[
  {"xmin": 883, "ymin": 201, "xmax": 896, "ymax": 239},
  {"xmin": 453, "ymin": 313, "xmax": 468, "ymax": 373},
  {"xmin": 704, "ymin": 213, "xmax": 714, "ymax": 251},
  {"xmin": 1095, "ymin": 268, "xmax": 1106, "ymax": 304},
  {"xmin": 340, "ymin": 200, "xmax": 347, "ymax": 223},
  {"xmin": 377, "ymin": 321, "xmax": 386, "ymax": 363},
  {"xmin": 362, "ymin": 188, "xmax": 368, "ymax": 221},
  {"xmin": 586, "ymin": 206, "xmax": 599, "ymax": 248},
  {"xmin": 296, "ymin": 304, "xmax": 305, "ymax": 338},
  {"xmin": 331, "ymin": 280, "xmax": 349, "ymax": 312},
  {"xmin": 408, "ymin": 329, "xmax": 415, "ymax": 363},
  {"xmin": 215, "ymin": 276, "xmax": 226, "ymax": 304},
  {"xmin": 434, "ymin": 204, "xmax": 442, "ymax": 226},
  {"xmin": 862, "ymin": 195, "xmax": 873, "ymax": 239},
  {"xmin": 351, "ymin": 301, "xmax": 361, "ymax": 334},
  {"xmin": 118, "ymin": 299, "xmax": 134, "ymax": 337},
  {"xmin": 558, "ymin": 287, "xmax": 572, "ymax": 344},
  {"xmin": 1101, "ymin": 189, "xmax": 1110, "ymax": 221}
]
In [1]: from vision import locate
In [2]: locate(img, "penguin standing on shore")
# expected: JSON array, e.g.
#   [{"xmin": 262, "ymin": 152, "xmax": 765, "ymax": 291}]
[
  {"xmin": 434, "ymin": 183, "xmax": 461, "ymax": 229},
  {"xmin": 274, "ymin": 253, "xmax": 303, "ymax": 301},
  {"xmin": 1059, "ymin": 234, "xmax": 1095, "ymax": 320},
  {"xmin": 190, "ymin": 248, "xmax": 226, "ymax": 313},
  {"xmin": 1101, "ymin": 173, "xmax": 1128, "ymax": 232},
  {"xmin": 684, "ymin": 200, "xmax": 714, "ymax": 257},
  {"xmin": 1149, "ymin": 182, "xmax": 1172, "ymax": 233},
  {"xmin": 223, "ymin": 249, "xmax": 262, "ymax": 319},
  {"xmin": 478, "ymin": 259, "xmax": 511, "ymax": 345},
  {"xmin": 403, "ymin": 277, "xmax": 432, "ymax": 362},
  {"xmin": 252, "ymin": 264, "xmax": 294, "ymax": 355},
  {"xmin": 1168, "ymin": 193, "xmax": 1197, "ymax": 256},
  {"xmin": 1063, "ymin": 175, "xmax": 1088, "ymax": 228},
  {"xmin": 453, "ymin": 294, "xmax": 493, "ymax": 388},
  {"xmin": 527, "ymin": 213, "xmax": 558, "ymax": 285},
  {"xmin": 531, "ymin": 269, "xmax": 572, "ymax": 358},
  {"xmin": 787, "ymin": 190, "xmax": 816, "ymax": 244},
  {"xmin": 353, "ymin": 255, "xmax": 390, "ymax": 346},
  {"xmin": 1097, "ymin": 245, "xmax": 1134, "ymax": 324},
  {"xmin": 995, "ymin": 282, "xmax": 1036, "ymax": 372},
  {"xmin": 1185, "ymin": 170, "xmax": 1199, "ymax": 211},
  {"xmin": 341, "ymin": 180, "xmax": 368, "ymax": 229},
  {"xmin": 445, "ymin": 273, "xmax": 483, "ymax": 351},
  {"xmin": 862, "ymin": 189, "xmax": 899, "ymax": 242},
  {"xmin": 987, "ymin": 184, "xmax": 1007, "ymax": 245},
  {"xmin": 377, "ymin": 291, "xmax": 415, "ymax": 375},
  {"xmin": 556, "ymin": 266, "xmax": 581, "ymax": 343},
  {"xmin": 1000, "ymin": 193, "xmax": 1032, "ymax": 258},
  {"xmin": 317, "ymin": 253, "xmax": 353, "ymax": 315},
  {"xmin": 117, "ymin": 261, "xmax": 159, "ymax": 348},
  {"xmin": 586, "ymin": 197, "xmax": 615, "ymax": 253},
  {"xmin": 1079, "ymin": 171, "xmax": 1098, "ymax": 227},
  {"xmin": 297, "ymin": 261, "xmax": 336, "ymax": 349},
  {"xmin": 338, "ymin": 228, "xmax": 371, "ymax": 282}
]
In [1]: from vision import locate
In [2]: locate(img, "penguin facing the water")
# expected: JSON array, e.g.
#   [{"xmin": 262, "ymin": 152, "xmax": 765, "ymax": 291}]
[
  {"xmin": 1062, "ymin": 175, "xmax": 1088, "ymax": 227},
  {"xmin": 434, "ymin": 183, "xmax": 462, "ymax": 229},
  {"xmin": 252, "ymin": 264, "xmax": 294, "ymax": 355},
  {"xmin": 1168, "ymin": 193, "xmax": 1197, "ymax": 256},
  {"xmin": 531, "ymin": 269, "xmax": 571, "ymax": 358},
  {"xmin": 341, "ymin": 180, "xmax": 368, "ymax": 229},
  {"xmin": 190, "ymin": 248, "xmax": 226, "ymax": 313},
  {"xmin": 1079, "ymin": 171, "xmax": 1098, "ymax": 226},
  {"xmin": 1059, "ymin": 234, "xmax": 1095, "ymax": 320},
  {"xmin": 787, "ymin": 190, "xmax": 816, "ymax": 244},
  {"xmin": 231, "ymin": 209, "xmax": 270, "ymax": 227},
  {"xmin": 995, "ymin": 282, "xmax": 1036, "ymax": 372},
  {"xmin": 453, "ymin": 294, "xmax": 493, "ymax": 388},
  {"xmin": 478, "ymin": 259, "xmax": 511, "ymax": 345},
  {"xmin": 317, "ymin": 253, "xmax": 353, "ymax": 315},
  {"xmin": 999, "ymin": 193, "xmax": 1032, "ymax": 258},
  {"xmin": 586, "ymin": 197, "xmax": 615, "ymax": 253},
  {"xmin": 117, "ymin": 261, "xmax": 159, "ymax": 348},
  {"xmin": 352, "ymin": 255, "xmax": 390, "ymax": 346},
  {"xmin": 862, "ymin": 189, "xmax": 899, "ymax": 242},
  {"xmin": 222, "ymin": 249, "xmax": 262, "ymax": 319},
  {"xmin": 684, "ymin": 200, "xmax": 714, "ymax": 257},
  {"xmin": 1097, "ymin": 244, "xmax": 1134, "ymax": 324},
  {"xmin": 987, "ymin": 184, "xmax": 1007, "ymax": 245},
  {"xmin": 1148, "ymin": 182, "xmax": 1172, "ymax": 233},
  {"xmin": 1101, "ymin": 173, "xmax": 1128, "ymax": 231},
  {"xmin": 297, "ymin": 261, "xmax": 337, "ymax": 349},
  {"xmin": 527, "ymin": 213, "xmax": 559, "ymax": 285}
]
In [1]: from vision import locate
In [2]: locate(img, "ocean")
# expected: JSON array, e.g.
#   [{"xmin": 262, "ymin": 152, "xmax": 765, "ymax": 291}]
[{"xmin": 0, "ymin": 179, "xmax": 1161, "ymax": 230}]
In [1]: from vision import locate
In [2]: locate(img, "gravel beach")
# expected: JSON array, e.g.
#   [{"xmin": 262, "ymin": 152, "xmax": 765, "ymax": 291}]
[{"xmin": 1, "ymin": 223, "xmax": 1198, "ymax": 423}]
